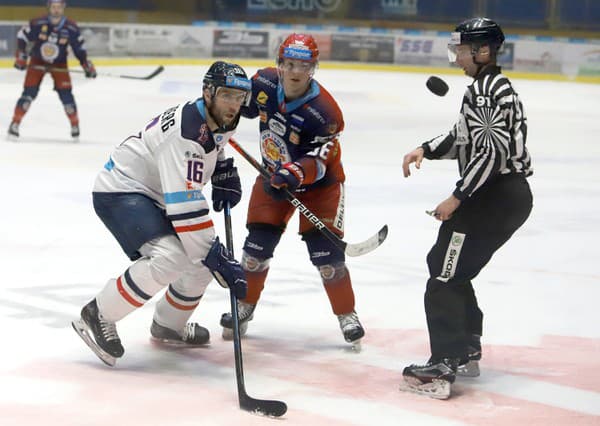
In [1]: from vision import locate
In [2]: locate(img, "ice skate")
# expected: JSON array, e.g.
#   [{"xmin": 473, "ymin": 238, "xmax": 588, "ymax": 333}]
[
  {"xmin": 457, "ymin": 334, "xmax": 482, "ymax": 377},
  {"xmin": 70, "ymin": 124, "xmax": 80, "ymax": 141},
  {"xmin": 7, "ymin": 121, "xmax": 19, "ymax": 140},
  {"xmin": 400, "ymin": 358, "xmax": 459, "ymax": 400},
  {"xmin": 220, "ymin": 300, "xmax": 255, "ymax": 340},
  {"xmin": 150, "ymin": 320, "xmax": 210, "ymax": 346},
  {"xmin": 71, "ymin": 299, "xmax": 124, "ymax": 367},
  {"xmin": 337, "ymin": 311, "xmax": 365, "ymax": 347}
]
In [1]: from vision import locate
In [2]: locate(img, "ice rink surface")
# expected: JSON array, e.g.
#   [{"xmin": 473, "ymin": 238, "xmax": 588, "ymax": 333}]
[{"xmin": 0, "ymin": 64, "xmax": 599, "ymax": 425}]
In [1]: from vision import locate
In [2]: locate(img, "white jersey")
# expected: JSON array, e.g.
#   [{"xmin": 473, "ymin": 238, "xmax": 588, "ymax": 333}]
[{"xmin": 94, "ymin": 99, "xmax": 234, "ymax": 263}]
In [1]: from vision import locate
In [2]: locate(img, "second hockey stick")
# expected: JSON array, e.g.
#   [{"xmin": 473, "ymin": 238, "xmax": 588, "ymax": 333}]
[
  {"xmin": 228, "ymin": 138, "xmax": 388, "ymax": 257},
  {"xmin": 29, "ymin": 64, "xmax": 165, "ymax": 80},
  {"xmin": 223, "ymin": 203, "xmax": 288, "ymax": 417}
]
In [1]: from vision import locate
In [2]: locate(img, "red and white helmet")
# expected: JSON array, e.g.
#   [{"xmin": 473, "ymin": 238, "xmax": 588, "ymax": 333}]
[{"xmin": 277, "ymin": 33, "xmax": 319, "ymax": 64}]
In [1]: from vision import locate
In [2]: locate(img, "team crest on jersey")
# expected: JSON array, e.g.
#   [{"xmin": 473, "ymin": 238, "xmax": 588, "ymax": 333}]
[
  {"xmin": 257, "ymin": 91, "xmax": 268, "ymax": 105},
  {"xmin": 327, "ymin": 122, "xmax": 338, "ymax": 134},
  {"xmin": 290, "ymin": 131, "xmax": 300, "ymax": 145},
  {"xmin": 260, "ymin": 130, "xmax": 290, "ymax": 167},
  {"xmin": 40, "ymin": 42, "xmax": 59, "ymax": 62}
]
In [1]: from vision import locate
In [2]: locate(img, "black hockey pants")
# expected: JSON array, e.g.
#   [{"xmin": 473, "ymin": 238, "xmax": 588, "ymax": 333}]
[{"xmin": 424, "ymin": 174, "xmax": 533, "ymax": 360}]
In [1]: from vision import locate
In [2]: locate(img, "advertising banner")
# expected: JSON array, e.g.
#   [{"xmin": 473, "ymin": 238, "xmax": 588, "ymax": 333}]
[
  {"xmin": 109, "ymin": 25, "xmax": 212, "ymax": 57},
  {"xmin": 563, "ymin": 44, "xmax": 600, "ymax": 77},
  {"xmin": 513, "ymin": 40, "xmax": 563, "ymax": 74},
  {"xmin": 80, "ymin": 25, "xmax": 111, "ymax": 56},
  {"xmin": 245, "ymin": 0, "xmax": 345, "ymax": 18},
  {"xmin": 497, "ymin": 42, "xmax": 515, "ymax": 70},
  {"xmin": 212, "ymin": 29, "xmax": 269, "ymax": 58},
  {"xmin": 394, "ymin": 35, "xmax": 446, "ymax": 66},
  {"xmin": 0, "ymin": 24, "xmax": 19, "ymax": 58},
  {"xmin": 331, "ymin": 34, "xmax": 394, "ymax": 63}
]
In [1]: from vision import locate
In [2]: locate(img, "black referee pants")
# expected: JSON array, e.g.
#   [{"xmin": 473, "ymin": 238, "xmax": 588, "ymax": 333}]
[{"xmin": 424, "ymin": 174, "xmax": 533, "ymax": 360}]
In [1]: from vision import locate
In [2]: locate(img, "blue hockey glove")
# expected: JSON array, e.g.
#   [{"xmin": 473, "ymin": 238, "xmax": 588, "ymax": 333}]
[
  {"xmin": 202, "ymin": 237, "xmax": 247, "ymax": 299},
  {"xmin": 211, "ymin": 158, "xmax": 242, "ymax": 212},
  {"xmin": 263, "ymin": 161, "xmax": 304, "ymax": 201}
]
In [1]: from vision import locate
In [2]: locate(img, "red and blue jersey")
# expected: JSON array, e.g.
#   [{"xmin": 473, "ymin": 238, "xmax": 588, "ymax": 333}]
[
  {"xmin": 241, "ymin": 67, "xmax": 346, "ymax": 189},
  {"xmin": 17, "ymin": 15, "xmax": 89, "ymax": 65}
]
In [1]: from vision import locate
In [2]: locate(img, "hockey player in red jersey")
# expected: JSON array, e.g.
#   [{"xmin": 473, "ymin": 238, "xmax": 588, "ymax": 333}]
[
  {"xmin": 8, "ymin": 0, "xmax": 97, "ymax": 140},
  {"xmin": 71, "ymin": 62, "xmax": 250, "ymax": 366},
  {"xmin": 220, "ymin": 33, "xmax": 365, "ymax": 346}
]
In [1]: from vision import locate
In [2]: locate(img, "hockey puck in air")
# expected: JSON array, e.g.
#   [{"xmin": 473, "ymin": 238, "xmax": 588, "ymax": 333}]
[{"xmin": 426, "ymin": 76, "xmax": 449, "ymax": 97}]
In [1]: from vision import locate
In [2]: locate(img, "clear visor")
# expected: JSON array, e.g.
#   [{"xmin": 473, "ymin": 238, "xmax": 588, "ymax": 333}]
[
  {"xmin": 447, "ymin": 44, "xmax": 459, "ymax": 63},
  {"xmin": 278, "ymin": 58, "xmax": 316, "ymax": 74},
  {"xmin": 214, "ymin": 87, "xmax": 251, "ymax": 107}
]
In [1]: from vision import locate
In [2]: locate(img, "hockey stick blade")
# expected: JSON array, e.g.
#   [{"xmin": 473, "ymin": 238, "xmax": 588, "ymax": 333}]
[
  {"xmin": 240, "ymin": 394, "xmax": 288, "ymax": 417},
  {"xmin": 121, "ymin": 65, "xmax": 164, "ymax": 80},
  {"xmin": 345, "ymin": 224, "xmax": 388, "ymax": 257}
]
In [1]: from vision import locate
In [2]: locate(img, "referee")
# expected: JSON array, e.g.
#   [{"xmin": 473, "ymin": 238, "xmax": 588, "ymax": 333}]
[{"xmin": 401, "ymin": 17, "xmax": 533, "ymax": 399}]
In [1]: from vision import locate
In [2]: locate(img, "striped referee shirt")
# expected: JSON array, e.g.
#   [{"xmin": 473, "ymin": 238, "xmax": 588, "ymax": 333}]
[{"xmin": 422, "ymin": 65, "xmax": 532, "ymax": 200}]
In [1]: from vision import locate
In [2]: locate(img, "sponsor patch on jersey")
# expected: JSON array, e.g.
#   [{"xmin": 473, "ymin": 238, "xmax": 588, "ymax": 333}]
[
  {"xmin": 291, "ymin": 113, "xmax": 304, "ymax": 123},
  {"xmin": 333, "ymin": 184, "xmax": 345, "ymax": 232},
  {"xmin": 268, "ymin": 119, "xmax": 286, "ymax": 136},
  {"xmin": 274, "ymin": 112, "xmax": 287, "ymax": 123},
  {"xmin": 197, "ymin": 123, "xmax": 208, "ymax": 143},
  {"xmin": 259, "ymin": 110, "xmax": 267, "ymax": 123},
  {"xmin": 305, "ymin": 105, "xmax": 326, "ymax": 124},
  {"xmin": 289, "ymin": 131, "xmax": 300, "ymax": 145},
  {"xmin": 257, "ymin": 91, "xmax": 268, "ymax": 105},
  {"xmin": 260, "ymin": 130, "xmax": 291, "ymax": 167}
]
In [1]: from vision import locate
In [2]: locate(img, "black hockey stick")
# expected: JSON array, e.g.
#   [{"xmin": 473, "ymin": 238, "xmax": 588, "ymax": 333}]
[
  {"xmin": 229, "ymin": 138, "xmax": 388, "ymax": 257},
  {"xmin": 29, "ymin": 64, "xmax": 164, "ymax": 80},
  {"xmin": 223, "ymin": 203, "xmax": 288, "ymax": 417}
]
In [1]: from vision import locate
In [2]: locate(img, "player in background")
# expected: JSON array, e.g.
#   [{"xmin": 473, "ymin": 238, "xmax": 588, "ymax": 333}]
[
  {"xmin": 220, "ymin": 33, "xmax": 365, "ymax": 346},
  {"xmin": 8, "ymin": 0, "xmax": 96, "ymax": 140},
  {"xmin": 72, "ymin": 61, "xmax": 251, "ymax": 367},
  {"xmin": 401, "ymin": 18, "xmax": 533, "ymax": 399}
]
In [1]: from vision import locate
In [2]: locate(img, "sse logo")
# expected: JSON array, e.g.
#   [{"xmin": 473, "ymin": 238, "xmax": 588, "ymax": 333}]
[{"xmin": 397, "ymin": 39, "xmax": 433, "ymax": 54}]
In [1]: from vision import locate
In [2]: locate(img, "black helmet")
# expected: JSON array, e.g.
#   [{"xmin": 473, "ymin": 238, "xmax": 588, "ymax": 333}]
[
  {"xmin": 203, "ymin": 61, "xmax": 251, "ymax": 104},
  {"xmin": 451, "ymin": 17, "xmax": 505, "ymax": 52}
]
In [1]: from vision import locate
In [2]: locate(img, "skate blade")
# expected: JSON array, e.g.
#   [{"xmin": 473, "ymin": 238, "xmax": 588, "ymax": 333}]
[
  {"xmin": 221, "ymin": 322, "xmax": 248, "ymax": 341},
  {"xmin": 400, "ymin": 377, "xmax": 451, "ymax": 400},
  {"xmin": 71, "ymin": 319, "xmax": 117, "ymax": 367},
  {"xmin": 457, "ymin": 360, "xmax": 480, "ymax": 377},
  {"xmin": 6, "ymin": 134, "xmax": 19, "ymax": 142},
  {"xmin": 347, "ymin": 339, "xmax": 362, "ymax": 353},
  {"xmin": 150, "ymin": 336, "xmax": 209, "ymax": 348}
]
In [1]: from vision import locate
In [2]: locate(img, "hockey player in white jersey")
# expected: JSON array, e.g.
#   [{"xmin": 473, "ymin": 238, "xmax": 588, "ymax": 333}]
[{"xmin": 72, "ymin": 61, "xmax": 252, "ymax": 366}]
